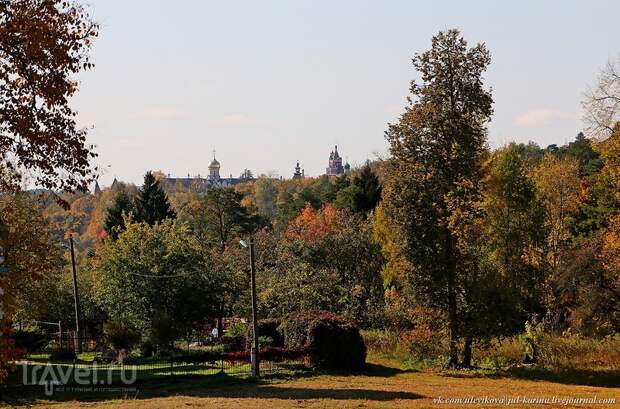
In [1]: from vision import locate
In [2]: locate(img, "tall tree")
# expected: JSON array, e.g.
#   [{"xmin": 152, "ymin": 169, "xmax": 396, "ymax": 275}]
[
  {"xmin": 254, "ymin": 177, "xmax": 278, "ymax": 221},
  {"xmin": 322, "ymin": 175, "xmax": 350, "ymax": 203},
  {"xmin": 134, "ymin": 171, "xmax": 176, "ymax": 226},
  {"xmin": 352, "ymin": 162, "xmax": 382, "ymax": 213},
  {"xmin": 559, "ymin": 126, "xmax": 620, "ymax": 335},
  {"xmin": 0, "ymin": 192, "xmax": 63, "ymax": 380},
  {"xmin": 182, "ymin": 187, "xmax": 260, "ymax": 334},
  {"xmin": 383, "ymin": 30, "xmax": 493, "ymax": 366},
  {"xmin": 104, "ymin": 189, "xmax": 135, "ymax": 240},
  {"xmin": 482, "ymin": 145, "xmax": 546, "ymax": 318},
  {"xmin": 532, "ymin": 155, "xmax": 581, "ymax": 274},
  {"xmin": 264, "ymin": 203, "xmax": 384, "ymax": 326},
  {"xmin": 596, "ymin": 125, "xmax": 620, "ymax": 330},
  {"xmin": 583, "ymin": 56, "xmax": 620, "ymax": 140},
  {"xmin": 335, "ymin": 185, "xmax": 364, "ymax": 212},
  {"xmin": 0, "ymin": 0, "xmax": 98, "ymax": 195},
  {"xmin": 532, "ymin": 154, "xmax": 581, "ymax": 329},
  {"xmin": 201, "ymin": 187, "xmax": 257, "ymax": 252},
  {"xmin": 558, "ymin": 132, "xmax": 603, "ymax": 177},
  {"xmin": 96, "ymin": 220, "xmax": 218, "ymax": 340}
]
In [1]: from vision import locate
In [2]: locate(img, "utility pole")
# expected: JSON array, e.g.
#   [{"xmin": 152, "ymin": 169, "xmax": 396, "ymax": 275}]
[
  {"xmin": 239, "ymin": 237, "xmax": 260, "ymax": 378},
  {"xmin": 249, "ymin": 237, "xmax": 260, "ymax": 378},
  {"xmin": 69, "ymin": 235, "xmax": 82, "ymax": 353}
]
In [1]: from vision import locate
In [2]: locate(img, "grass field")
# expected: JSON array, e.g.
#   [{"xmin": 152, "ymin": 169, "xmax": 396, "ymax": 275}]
[
  {"xmin": 3, "ymin": 354, "xmax": 619, "ymax": 408},
  {"xmin": 10, "ymin": 354, "xmax": 298, "ymax": 387}
]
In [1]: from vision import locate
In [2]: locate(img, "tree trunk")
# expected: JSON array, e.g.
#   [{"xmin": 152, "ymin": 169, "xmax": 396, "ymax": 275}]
[
  {"xmin": 447, "ymin": 283, "xmax": 459, "ymax": 368},
  {"xmin": 446, "ymin": 229, "xmax": 459, "ymax": 368},
  {"xmin": 462, "ymin": 336, "xmax": 473, "ymax": 368}
]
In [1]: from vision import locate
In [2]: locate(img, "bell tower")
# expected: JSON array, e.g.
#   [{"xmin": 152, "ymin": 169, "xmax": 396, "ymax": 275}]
[{"xmin": 208, "ymin": 150, "xmax": 221, "ymax": 180}]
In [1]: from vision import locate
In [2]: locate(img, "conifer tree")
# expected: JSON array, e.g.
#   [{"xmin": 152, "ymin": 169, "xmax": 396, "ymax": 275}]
[
  {"xmin": 134, "ymin": 171, "xmax": 176, "ymax": 226},
  {"xmin": 103, "ymin": 189, "xmax": 135, "ymax": 240},
  {"xmin": 352, "ymin": 162, "xmax": 382, "ymax": 213}
]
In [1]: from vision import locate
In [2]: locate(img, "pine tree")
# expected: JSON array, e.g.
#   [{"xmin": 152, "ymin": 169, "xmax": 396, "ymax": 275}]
[
  {"xmin": 104, "ymin": 189, "xmax": 135, "ymax": 240},
  {"xmin": 352, "ymin": 162, "xmax": 381, "ymax": 213},
  {"xmin": 134, "ymin": 171, "xmax": 176, "ymax": 226}
]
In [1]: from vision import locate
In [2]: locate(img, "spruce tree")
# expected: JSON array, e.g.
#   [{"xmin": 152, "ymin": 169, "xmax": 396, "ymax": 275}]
[
  {"xmin": 104, "ymin": 189, "xmax": 134, "ymax": 240},
  {"xmin": 134, "ymin": 171, "xmax": 176, "ymax": 226},
  {"xmin": 352, "ymin": 162, "xmax": 381, "ymax": 213}
]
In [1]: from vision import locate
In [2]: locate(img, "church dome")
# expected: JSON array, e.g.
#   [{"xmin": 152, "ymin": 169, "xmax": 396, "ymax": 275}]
[{"xmin": 208, "ymin": 157, "xmax": 220, "ymax": 169}]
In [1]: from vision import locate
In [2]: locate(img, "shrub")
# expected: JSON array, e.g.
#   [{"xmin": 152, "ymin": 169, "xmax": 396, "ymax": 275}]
[
  {"xmin": 221, "ymin": 335, "xmax": 245, "ymax": 352},
  {"xmin": 362, "ymin": 329, "xmax": 399, "ymax": 354},
  {"xmin": 278, "ymin": 311, "xmax": 366, "ymax": 369},
  {"xmin": 475, "ymin": 333, "xmax": 620, "ymax": 370},
  {"xmin": 138, "ymin": 339, "xmax": 155, "ymax": 358},
  {"xmin": 246, "ymin": 318, "xmax": 284, "ymax": 349},
  {"xmin": 223, "ymin": 350, "xmax": 250, "ymax": 363},
  {"xmin": 174, "ymin": 351, "xmax": 222, "ymax": 364},
  {"xmin": 475, "ymin": 337, "xmax": 528, "ymax": 369},
  {"xmin": 398, "ymin": 324, "xmax": 448, "ymax": 361},
  {"xmin": 226, "ymin": 321, "xmax": 248, "ymax": 338},
  {"xmin": 258, "ymin": 335, "xmax": 274, "ymax": 348},
  {"xmin": 260, "ymin": 346, "xmax": 307, "ymax": 363},
  {"xmin": 158, "ymin": 347, "xmax": 308, "ymax": 365},
  {"xmin": 12, "ymin": 329, "xmax": 47, "ymax": 352},
  {"xmin": 103, "ymin": 321, "xmax": 140, "ymax": 352},
  {"xmin": 537, "ymin": 333, "xmax": 620, "ymax": 370}
]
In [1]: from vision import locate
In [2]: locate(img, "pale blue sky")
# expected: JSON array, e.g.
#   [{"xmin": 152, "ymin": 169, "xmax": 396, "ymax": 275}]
[{"xmin": 74, "ymin": 0, "xmax": 620, "ymax": 186}]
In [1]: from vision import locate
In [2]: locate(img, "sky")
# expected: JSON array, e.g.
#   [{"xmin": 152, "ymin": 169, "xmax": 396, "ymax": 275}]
[{"xmin": 73, "ymin": 0, "xmax": 620, "ymax": 187}]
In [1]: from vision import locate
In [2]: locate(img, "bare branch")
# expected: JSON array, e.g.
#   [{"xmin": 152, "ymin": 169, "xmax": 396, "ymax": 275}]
[{"xmin": 583, "ymin": 55, "xmax": 620, "ymax": 140}]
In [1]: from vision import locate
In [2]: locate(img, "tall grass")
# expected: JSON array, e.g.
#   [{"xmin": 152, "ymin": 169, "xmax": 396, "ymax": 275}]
[
  {"xmin": 364, "ymin": 329, "xmax": 620, "ymax": 371},
  {"xmin": 537, "ymin": 333, "xmax": 620, "ymax": 370}
]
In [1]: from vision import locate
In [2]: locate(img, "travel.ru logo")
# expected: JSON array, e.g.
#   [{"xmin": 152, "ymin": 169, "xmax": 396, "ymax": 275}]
[{"xmin": 22, "ymin": 363, "xmax": 137, "ymax": 396}]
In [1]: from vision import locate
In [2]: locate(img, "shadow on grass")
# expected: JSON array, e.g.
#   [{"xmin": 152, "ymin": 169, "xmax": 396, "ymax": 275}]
[
  {"xmin": 506, "ymin": 367, "xmax": 620, "ymax": 388},
  {"xmin": 442, "ymin": 367, "xmax": 620, "ymax": 388},
  {"xmin": 322, "ymin": 362, "xmax": 418, "ymax": 378},
  {"xmin": 2, "ymin": 362, "xmax": 422, "ymax": 406}
]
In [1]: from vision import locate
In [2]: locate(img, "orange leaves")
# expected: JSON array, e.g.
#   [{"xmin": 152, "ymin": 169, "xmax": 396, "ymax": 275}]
[
  {"xmin": 0, "ymin": 0, "xmax": 99, "ymax": 194},
  {"xmin": 284, "ymin": 203, "xmax": 343, "ymax": 242}
]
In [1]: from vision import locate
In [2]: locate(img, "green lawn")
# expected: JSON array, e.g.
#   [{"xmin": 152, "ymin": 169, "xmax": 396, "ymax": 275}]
[{"xmin": 11, "ymin": 354, "xmax": 305, "ymax": 387}]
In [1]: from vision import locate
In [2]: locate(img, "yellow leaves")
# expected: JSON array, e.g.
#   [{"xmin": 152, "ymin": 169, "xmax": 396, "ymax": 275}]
[
  {"xmin": 532, "ymin": 153, "xmax": 581, "ymax": 262},
  {"xmin": 532, "ymin": 153, "xmax": 581, "ymax": 214},
  {"xmin": 372, "ymin": 203, "xmax": 412, "ymax": 290},
  {"xmin": 601, "ymin": 213, "xmax": 620, "ymax": 277},
  {"xmin": 596, "ymin": 125, "xmax": 620, "ymax": 201}
]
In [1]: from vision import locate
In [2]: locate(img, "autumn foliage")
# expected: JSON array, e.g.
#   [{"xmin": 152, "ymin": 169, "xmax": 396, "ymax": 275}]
[
  {"xmin": 0, "ymin": 0, "xmax": 98, "ymax": 194},
  {"xmin": 0, "ymin": 294, "xmax": 18, "ymax": 382},
  {"xmin": 285, "ymin": 203, "xmax": 341, "ymax": 242}
]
